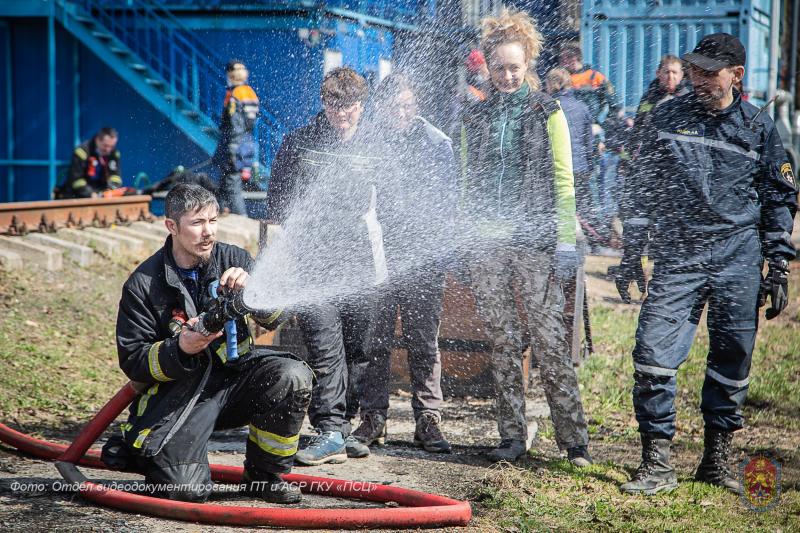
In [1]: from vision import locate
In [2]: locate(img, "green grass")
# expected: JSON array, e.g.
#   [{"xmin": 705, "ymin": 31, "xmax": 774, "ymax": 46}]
[
  {"xmin": 472, "ymin": 267, "xmax": 800, "ymax": 532},
  {"xmin": 0, "ymin": 260, "xmax": 134, "ymax": 431},
  {"xmin": 476, "ymin": 461, "xmax": 800, "ymax": 532}
]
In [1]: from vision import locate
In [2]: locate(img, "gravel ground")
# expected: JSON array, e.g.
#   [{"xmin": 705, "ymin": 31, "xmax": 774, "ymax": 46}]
[{"xmin": 0, "ymin": 390, "xmax": 552, "ymax": 532}]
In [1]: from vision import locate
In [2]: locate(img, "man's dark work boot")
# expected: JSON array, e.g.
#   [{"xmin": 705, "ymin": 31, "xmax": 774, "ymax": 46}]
[
  {"xmin": 414, "ymin": 412, "xmax": 451, "ymax": 453},
  {"xmin": 620, "ymin": 434, "xmax": 678, "ymax": 495},
  {"xmin": 694, "ymin": 428, "xmax": 742, "ymax": 494},
  {"xmin": 567, "ymin": 445, "xmax": 593, "ymax": 468},
  {"xmin": 353, "ymin": 412, "xmax": 387, "ymax": 446},
  {"xmin": 243, "ymin": 470, "xmax": 302, "ymax": 504}
]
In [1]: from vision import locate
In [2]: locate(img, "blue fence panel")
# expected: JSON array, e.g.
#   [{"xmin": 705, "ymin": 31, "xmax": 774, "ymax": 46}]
[
  {"xmin": 0, "ymin": 22, "xmax": 8, "ymax": 203},
  {"xmin": 582, "ymin": 0, "xmax": 774, "ymax": 109}
]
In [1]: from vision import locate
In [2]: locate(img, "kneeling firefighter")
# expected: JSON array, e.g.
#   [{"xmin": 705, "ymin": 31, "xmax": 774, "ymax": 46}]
[{"xmin": 102, "ymin": 182, "xmax": 312, "ymax": 504}]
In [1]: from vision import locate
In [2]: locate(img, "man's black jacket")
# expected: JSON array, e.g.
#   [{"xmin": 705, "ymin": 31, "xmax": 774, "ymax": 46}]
[
  {"xmin": 623, "ymin": 91, "xmax": 797, "ymax": 263},
  {"xmin": 267, "ymin": 112, "xmax": 343, "ymax": 224},
  {"xmin": 64, "ymin": 138, "xmax": 122, "ymax": 198},
  {"xmin": 116, "ymin": 236, "xmax": 266, "ymax": 457}
]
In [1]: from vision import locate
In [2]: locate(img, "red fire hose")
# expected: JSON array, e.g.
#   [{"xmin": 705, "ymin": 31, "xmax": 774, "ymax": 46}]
[{"xmin": 0, "ymin": 382, "xmax": 471, "ymax": 529}]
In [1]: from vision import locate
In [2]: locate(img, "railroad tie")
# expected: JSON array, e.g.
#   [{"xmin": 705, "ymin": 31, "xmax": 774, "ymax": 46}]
[
  {"xmin": 0, "ymin": 236, "xmax": 63, "ymax": 271},
  {"xmin": 57, "ymin": 229, "xmax": 120, "ymax": 258},
  {"xmin": 24, "ymin": 233, "xmax": 94, "ymax": 267}
]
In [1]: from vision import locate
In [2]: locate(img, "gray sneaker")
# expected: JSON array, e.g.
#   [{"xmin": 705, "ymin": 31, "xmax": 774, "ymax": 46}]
[
  {"xmin": 345, "ymin": 435, "xmax": 370, "ymax": 458},
  {"xmin": 294, "ymin": 430, "xmax": 347, "ymax": 466},
  {"xmin": 487, "ymin": 439, "xmax": 528, "ymax": 462},
  {"xmin": 352, "ymin": 412, "xmax": 387, "ymax": 446}
]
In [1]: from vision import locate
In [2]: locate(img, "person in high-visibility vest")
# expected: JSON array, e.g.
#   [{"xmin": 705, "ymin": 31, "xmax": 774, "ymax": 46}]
[
  {"xmin": 63, "ymin": 127, "xmax": 122, "ymax": 198},
  {"xmin": 212, "ymin": 59, "xmax": 260, "ymax": 216}
]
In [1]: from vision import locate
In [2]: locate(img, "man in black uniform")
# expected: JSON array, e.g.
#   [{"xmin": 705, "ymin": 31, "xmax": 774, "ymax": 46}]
[
  {"xmin": 106, "ymin": 183, "xmax": 313, "ymax": 503},
  {"xmin": 63, "ymin": 127, "xmax": 122, "ymax": 198},
  {"xmin": 617, "ymin": 34, "xmax": 797, "ymax": 495}
]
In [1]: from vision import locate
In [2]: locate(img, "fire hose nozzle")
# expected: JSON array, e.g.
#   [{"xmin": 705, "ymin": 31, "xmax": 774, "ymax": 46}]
[{"xmin": 193, "ymin": 285, "xmax": 253, "ymax": 337}]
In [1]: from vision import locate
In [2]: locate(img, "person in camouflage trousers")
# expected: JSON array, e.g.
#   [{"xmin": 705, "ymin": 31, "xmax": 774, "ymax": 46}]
[
  {"xmin": 470, "ymin": 248, "xmax": 589, "ymax": 459},
  {"xmin": 460, "ymin": 9, "xmax": 591, "ymax": 465}
]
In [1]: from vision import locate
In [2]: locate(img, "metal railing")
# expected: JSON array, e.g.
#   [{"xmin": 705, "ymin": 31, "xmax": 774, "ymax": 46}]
[{"xmin": 70, "ymin": 0, "xmax": 286, "ymax": 168}]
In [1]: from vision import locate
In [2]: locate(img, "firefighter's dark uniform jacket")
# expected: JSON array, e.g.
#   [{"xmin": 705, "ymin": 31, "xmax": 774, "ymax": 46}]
[
  {"xmin": 625, "ymin": 90, "xmax": 796, "ymax": 263},
  {"xmin": 65, "ymin": 138, "xmax": 122, "ymax": 198},
  {"xmin": 624, "ymin": 90, "xmax": 797, "ymax": 439},
  {"xmin": 115, "ymin": 236, "xmax": 296, "ymax": 458}
]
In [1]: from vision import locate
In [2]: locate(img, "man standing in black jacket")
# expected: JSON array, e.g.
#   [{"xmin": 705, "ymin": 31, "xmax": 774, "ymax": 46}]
[
  {"xmin": 267, "ymin": 67, "xmax": 378, "ymax": 466},
  {"xmin": 107, "ymin": 183, "xmax": 312, "ymax": 503},
  {"xmin": 617, "ymin": 34, "xmax": 797, "ymax": 495}
]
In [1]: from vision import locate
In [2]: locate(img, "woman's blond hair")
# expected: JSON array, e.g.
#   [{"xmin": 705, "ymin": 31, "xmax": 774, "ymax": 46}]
[{"xmin": 480, "ymin": 9, "xmax": 543, "ymax": 90}]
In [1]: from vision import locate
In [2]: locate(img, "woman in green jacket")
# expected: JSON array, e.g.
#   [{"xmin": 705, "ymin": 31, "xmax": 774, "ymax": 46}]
[{"xmin": 460, "ymin": 9, "xmax": 591, "ymax": 465}]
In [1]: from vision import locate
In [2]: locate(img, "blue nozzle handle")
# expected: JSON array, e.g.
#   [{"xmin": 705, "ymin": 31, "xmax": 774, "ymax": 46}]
[
  {"xmin": 224, "ymin": 320, "xmax": 239, "ymax": 362},
  {"xmin": 208, "ymin": 281, "xmax": 239, "ymax": 362}
]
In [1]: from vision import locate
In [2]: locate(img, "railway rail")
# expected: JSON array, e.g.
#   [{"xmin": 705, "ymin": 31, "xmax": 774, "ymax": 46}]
[{"xmin": 0, "ymin": 195, "xmax": 153, "ymax": 235}]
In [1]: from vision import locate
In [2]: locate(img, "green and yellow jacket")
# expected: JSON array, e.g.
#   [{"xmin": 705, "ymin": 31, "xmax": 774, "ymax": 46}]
[{"xmin": 460, "ymin": 82, "xmax": 576, "ymax": 252}]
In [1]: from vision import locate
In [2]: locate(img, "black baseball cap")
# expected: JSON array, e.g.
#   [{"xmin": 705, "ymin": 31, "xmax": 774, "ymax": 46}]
[{"xmin": 682, "ymin": 33, "xmax": 746, "ymax": 71}]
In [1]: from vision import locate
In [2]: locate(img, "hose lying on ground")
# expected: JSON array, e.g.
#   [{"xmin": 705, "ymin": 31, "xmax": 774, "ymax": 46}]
[{"xmin": 0, "ymin": 381, "xmax": 472, "ymax": 529}]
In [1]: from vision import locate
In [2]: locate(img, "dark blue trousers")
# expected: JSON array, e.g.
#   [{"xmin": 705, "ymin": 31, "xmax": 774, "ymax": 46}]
[{"xmin": 632, "ymin": 228, "xmax": 761, "ymax": 439}]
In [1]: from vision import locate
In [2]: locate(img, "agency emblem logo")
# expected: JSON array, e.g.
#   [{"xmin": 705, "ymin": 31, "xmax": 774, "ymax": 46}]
[
  {"xmin": 740, "ymin": 454, "xmax": 781, "ymax": 512},
  {"xmin": 780, "ymin": 162, "xmax": 795, "ymax": 186}
]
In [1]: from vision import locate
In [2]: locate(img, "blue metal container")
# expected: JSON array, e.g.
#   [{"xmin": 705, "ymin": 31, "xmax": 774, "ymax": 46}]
[{"xmin": 581, "ymin": 0, "xmax": 775, "ymax": 110}]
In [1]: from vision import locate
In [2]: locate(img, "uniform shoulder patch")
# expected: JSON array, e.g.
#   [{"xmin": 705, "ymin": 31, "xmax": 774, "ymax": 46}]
[{"xmin": 780, "ymin": 162, "xmax": 795, "ymax": 186}]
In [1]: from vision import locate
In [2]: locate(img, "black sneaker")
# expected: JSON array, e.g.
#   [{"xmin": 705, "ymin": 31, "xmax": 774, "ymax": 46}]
[
  {"xmin": 414, "ymin": 412, "xmax": 451, "ymax": 453},
  {"xmin": 243, "ymin": 470, "xmax": 302, "ymax": 504},
  {"xmin": 345, "ymin": 434, "xmax": 370, "ymax": 458},
  {"xmin": 487, "ymin": 438, "xmax": 527, "ymax": 462}
]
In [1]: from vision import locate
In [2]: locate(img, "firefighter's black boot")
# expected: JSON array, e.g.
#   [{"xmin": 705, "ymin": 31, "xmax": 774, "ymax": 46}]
[
  {"xmin": 694, "ymin": 428, "xmax": 742, "ymax": 494},
  {"xmin": 620, "ymin": 434, "xmax": 678, "ymax": 495},
  {"xmin": 243, "ymin": 469, "xmax": 302, "ymax": 504}
]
